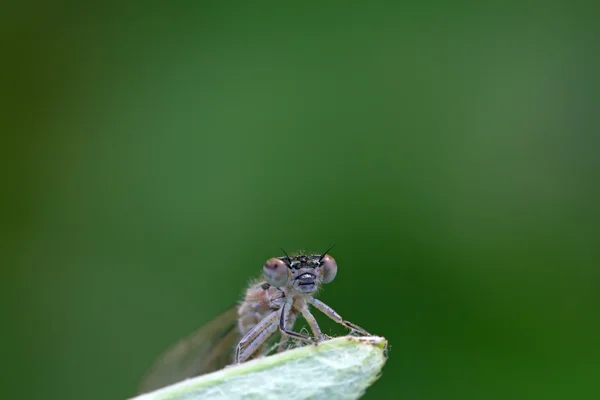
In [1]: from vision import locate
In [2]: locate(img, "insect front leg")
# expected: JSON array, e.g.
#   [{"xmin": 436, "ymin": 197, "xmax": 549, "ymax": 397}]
[
  {"xmin": 236, "ymin": 320, "xmax": 279, "ymax": 363},
  {"xmin": 279, "ymin": 299, "xmax": 313, "ymax": 343},
  {"xmin": 299, "ymin": 306, "xmax": 325, "ymax": 342},
  {"xmin": 308, "ymin": 297, "xmax": 371, "ymax": 336},
  {"xmin": 235, "ymin": 310, "xmax": 279, "ymax": 363},
  {"xmin": 277, "ymin": 310, "xmax": 297, "ymax": 352}
]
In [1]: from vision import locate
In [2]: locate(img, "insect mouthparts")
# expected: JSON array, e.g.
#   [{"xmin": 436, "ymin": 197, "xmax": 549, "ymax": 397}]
[{"xmin": 298, "ymin": 273, "xmax": 316, "ymax": 279}]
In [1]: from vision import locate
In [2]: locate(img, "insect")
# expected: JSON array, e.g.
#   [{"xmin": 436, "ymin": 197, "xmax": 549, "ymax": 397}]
[{"xmin": 137, "ymin": 248, "xmax": 371, "ymax": 394}]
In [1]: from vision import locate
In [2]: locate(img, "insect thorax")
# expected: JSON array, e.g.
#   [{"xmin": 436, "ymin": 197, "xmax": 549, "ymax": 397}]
[{"xmin": 237, "ymin": 281, "xmax": 283, "ymax": 337}]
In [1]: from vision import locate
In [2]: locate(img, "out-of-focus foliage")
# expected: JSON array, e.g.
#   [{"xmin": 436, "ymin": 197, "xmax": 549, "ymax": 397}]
[{"xmin": 2, "ymin": 2, "xmax": 599, "ymax": 400}]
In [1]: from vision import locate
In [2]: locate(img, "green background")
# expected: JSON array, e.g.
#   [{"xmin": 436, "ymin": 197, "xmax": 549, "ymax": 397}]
[{"xmin": 3, "ymin": 2, "xmax": 599, "ymax": 399}]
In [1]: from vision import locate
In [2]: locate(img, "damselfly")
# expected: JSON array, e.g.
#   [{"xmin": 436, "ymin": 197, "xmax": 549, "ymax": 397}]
[{"xmin": 138, "ymin": 248, "xmax": 371, "ymax": 394}]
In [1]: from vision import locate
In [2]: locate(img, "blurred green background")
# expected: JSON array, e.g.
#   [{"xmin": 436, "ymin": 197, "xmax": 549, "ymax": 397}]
[{"xmin": 3, "ymin": 2, "xmax": 599, "ymax": 399}]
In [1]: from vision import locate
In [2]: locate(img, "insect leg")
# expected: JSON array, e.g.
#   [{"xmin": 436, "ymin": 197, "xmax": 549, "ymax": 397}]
[
  {"xmin": 236, "ymin": 319, "xmax": 279, "ymax": 363},
  {"xmin": 279, "ymin": 299, "xmax": 313, "ymax": 343},
  {"xmin": 308, "ymin": 297, "xmax": 371, "ymax": 336},
  {"xmin": 235, "ymin": 310, "xmax": 279, "ymax": 363},
  {"xmin": 299, "ymin": 306, "xmax": 325, "ymax": 341},
  {"xmin": 277, "ymin": 311, "xmax": 297, "ymax": 352}
]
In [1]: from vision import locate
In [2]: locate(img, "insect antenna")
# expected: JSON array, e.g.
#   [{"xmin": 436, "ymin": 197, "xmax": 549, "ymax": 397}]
[
  {"xmin": 280, "ymin": 248, "xmax": 292, "ymax": 266},
  {"xmin": 318, "ymin": 244, "xmax": 336, "ymax": 263}
]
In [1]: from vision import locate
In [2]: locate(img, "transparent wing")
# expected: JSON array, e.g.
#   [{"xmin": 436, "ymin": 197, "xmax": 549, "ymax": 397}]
[{"xmin": 138, "ymin": 306, "xmax": 239, "ymax": 394}]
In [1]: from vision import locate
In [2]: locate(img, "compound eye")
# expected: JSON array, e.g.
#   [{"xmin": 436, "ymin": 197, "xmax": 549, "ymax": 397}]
[
  {"xmin": 321, "ymin": 254, "xmax": 337, "ymax": 284},
  {"xmin": 263, "ymin": 258, "xmax": 290, "ymax": 287}
]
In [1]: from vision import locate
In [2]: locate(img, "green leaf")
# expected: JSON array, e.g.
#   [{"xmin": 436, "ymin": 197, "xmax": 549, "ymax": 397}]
[{"xmin": 131, "ymin": 336, "xmax": 388, "ymax": 400}]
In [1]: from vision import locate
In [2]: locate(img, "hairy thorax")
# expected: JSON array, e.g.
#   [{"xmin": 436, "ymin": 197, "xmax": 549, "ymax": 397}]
[
  {"xmin": 236, "ymin": 280, "xmax": 311, "ymax": 338},
  {"xmin": 237, "ymin": 281, "xmax": 282, "ymax": 337}
]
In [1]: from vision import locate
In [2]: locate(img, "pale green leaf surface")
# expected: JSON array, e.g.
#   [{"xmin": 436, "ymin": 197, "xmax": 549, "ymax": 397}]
[{"xmin": 131, "ymin": 336, "xmax": 388, "ymax": 400}]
